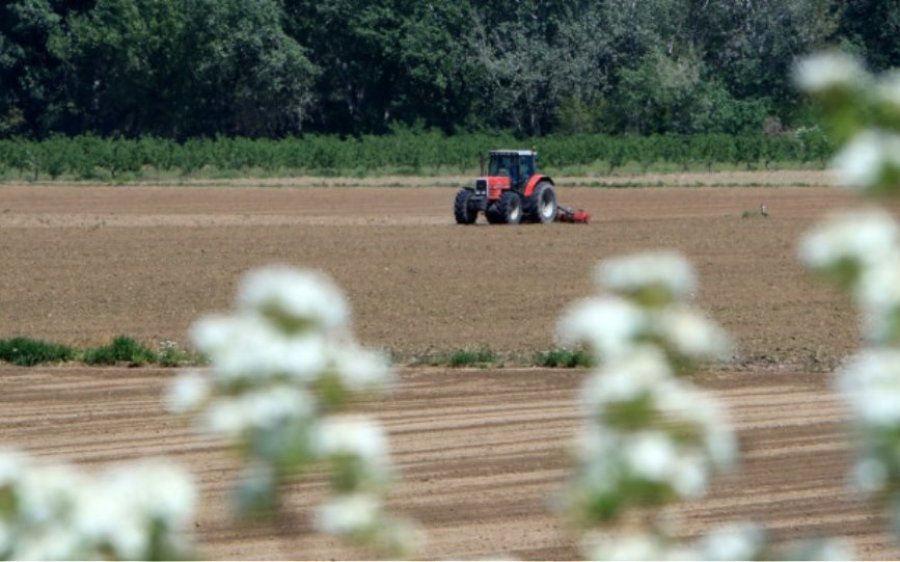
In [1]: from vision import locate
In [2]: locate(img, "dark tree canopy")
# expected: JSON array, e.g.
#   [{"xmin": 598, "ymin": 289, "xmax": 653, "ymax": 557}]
[{"xmin": 0, "ymin": 0, "xmax": 892, "ymax": 139}]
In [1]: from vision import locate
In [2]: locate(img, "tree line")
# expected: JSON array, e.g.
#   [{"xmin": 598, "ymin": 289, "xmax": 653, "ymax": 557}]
[{"xmin": 1, "ymin": 0, "xmax": 895, "ymax": 140}]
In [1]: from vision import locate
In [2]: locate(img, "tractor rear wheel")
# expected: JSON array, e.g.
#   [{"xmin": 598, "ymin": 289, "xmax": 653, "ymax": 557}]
[
  {"xmin": 454, "ymin": 189, "xmax": 477, "ymax": 224},
  {"xmin": 529, "ymin": 182, "xmax": 558, "ymax": 223},
  {"xmin": 496, "ymin": 191, "xmax": 522, "ymax": 224}
]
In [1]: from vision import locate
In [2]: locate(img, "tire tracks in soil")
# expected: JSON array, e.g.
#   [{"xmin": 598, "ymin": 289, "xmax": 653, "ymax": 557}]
[{"xmin": 0, "ymin": 366, "xmax": 897, "ymax": 559}]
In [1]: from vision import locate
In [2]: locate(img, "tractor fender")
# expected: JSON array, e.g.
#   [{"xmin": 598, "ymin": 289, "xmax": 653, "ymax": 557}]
[{"xmin": 523, "ymin": 175, "xmax": 553, "ymax": 198}]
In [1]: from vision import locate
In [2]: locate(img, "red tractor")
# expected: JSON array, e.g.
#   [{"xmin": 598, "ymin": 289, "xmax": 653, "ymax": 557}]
[{"xmin": 454, "ymin": 149, "xmax": 558, "ymax": 225}]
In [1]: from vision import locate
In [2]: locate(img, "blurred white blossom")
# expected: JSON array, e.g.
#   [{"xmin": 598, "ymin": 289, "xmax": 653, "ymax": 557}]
[
  {"xmin": 314, "ymin": 493, "xmax": 381, "ymax": 536},
  {"xmin": 877, "ymin": 71, "xmax": 900, "ymax": 109},
  {"xmin": 796, "ymin": 49, "xmax": 900, "ymax": 549},
  {"xmin": 654, "ymin": 306, "xmax": 732, "ymax": 361},
  {"xmin": 580, "ymin": 346, "xmax": 672, "ymax": 411},
  {"xmin": 165, "ymin": 369, "xmax": 211, "ymax": 413},
  {"xmin": 168, "ymin": 265, "xmax": 418, "ymax": 557},
  {"xmin": 697, "ymin": 522, "xmax": 765, "ymax": 561},
  {"xmin": 558, "ymin": 296, "xmax": 646, "ymax": 361},
  {"xmin": 798, "ymin": 207, "xmax": 898, "ymax": 273},
  {"xmin": 853, "ymin": 458, "xmax": 889, "ymax": 494},
  {"xmin": 837, "ymin": 349, "xmax": 900, "ymax": 427},
  {"xmin": 832, "ymin": 130, "xmax": 900, "ymax": 189},
  {"xmin": 561, "ymin": 252, "xmax": 736, "ymax": 531},
  {"xmin": 238, "ymin": 265, "xmax": 350, "ymax": 331},
  {"xmin": 0, "ymin": 450, "xmax": 195, "ymax": 561},
  {"xmin": 793, "ymin": 51, "xmax": 866, "ymax": 94},
  {"xmin": 314, "ymin": 415, "xmax": 390, "ymax": 466},
  {"xmin": 583, "ymin": 531, "xmax": 690, "ymax": 561},
  {"xmin": 326, "ymin": 343, "xmax": 394, "ymax": 393},
  {"xmin": 594, "ymin": 251, "xmax": 697, "ymax": 305}
]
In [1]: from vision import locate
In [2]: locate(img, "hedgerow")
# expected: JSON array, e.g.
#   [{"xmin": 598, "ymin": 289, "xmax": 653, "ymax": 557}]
[{"xmin": 0, "ymin": 131, "xmax": 834, "ymax": 182}]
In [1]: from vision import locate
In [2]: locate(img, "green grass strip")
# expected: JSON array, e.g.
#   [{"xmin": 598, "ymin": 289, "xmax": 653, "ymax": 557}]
[{"xmin": 0, "ymin": 337, "xmax": 76, "ymax": 366}]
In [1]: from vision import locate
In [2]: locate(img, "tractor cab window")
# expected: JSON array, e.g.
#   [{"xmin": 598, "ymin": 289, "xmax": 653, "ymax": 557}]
[
  {"xmin": 489, "ymin": 154, "xmax": 515, "ymax": 177},
  {"xmin": 521, "ymin": 155, "xmax": 535, "ymax": 179}
]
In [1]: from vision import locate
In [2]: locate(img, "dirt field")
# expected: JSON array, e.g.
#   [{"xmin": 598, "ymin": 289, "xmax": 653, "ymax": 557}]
[{"xmin": 1, "ymin": 173, "xmax": 897, "ymax": 559}]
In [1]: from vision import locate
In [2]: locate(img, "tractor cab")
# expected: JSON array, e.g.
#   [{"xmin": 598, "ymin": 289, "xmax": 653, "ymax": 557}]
[{"xmin": 487, "ymin": 150, "xmax": 536, "ymax": 192}]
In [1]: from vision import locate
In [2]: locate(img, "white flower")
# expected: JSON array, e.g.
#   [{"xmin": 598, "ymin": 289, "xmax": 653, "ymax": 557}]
[
  {"xmin": 238, "ymin": 266, "xmax": 349, "ymax": 331},
  {"xmin": 836, "ymin": 349, "xmax": 900, "ymax": 426},
  {"xmin": 74, "ymin": 480, "xmax": 147, "ymax": 559},
  {"xmin": 314, "ymin": 493, "xmax": 381, "ymax": 536},
  {"xmin": 799, "ymin": 208, "xmax": 899, "ymax": 271},
  {"xmin": 624, "ymin": 431, "xmax": 677, "ymax": 482},
  {"xmin": 584, "ymin": 532, "xmax": 694, "ymax": 561},
  {"xmin": 594, "ymin": 251, "xmax": 696, "ymax": 303},
  {"xmin": 793, "ymin": 52, "xmax": 866, "ymax": 93},
  {"xmin": 314, "ymin": 416, "xmax": 390, "ymax": 466},
  {"xmin": 856, "ymin": 255, "xmax": 900, "ymax": 344},
  {"xmin": 831, "ymin": 130, "xmax": 900, "ymax": 189},
  {"xmin": 119, "ymin": 460, "xmax": 197, "ymax": 525},
  {"xmin": 581, "ymin": 346, "xmax": 672, "ymax": 410},
  {"xmin": 192, "ymin": 314, "xmax": 328, "ymax": 384},
  {"xmin": 0, "ymin": 521, "xmax": 9, "ymax": 554},
  {"xmin": 654, "ymin": 306, "xmax": 731, "ymax": 361},
  {"xmin": 10, "ymin": 525, "xmax": 84, "ymax": 561},
  {"xmin": 558, "ymin": 296, "xmax": 646, "ymax": 360},
  {"xmin": 0, "ymin": 448, "xmax": 28, "ymax": 485},
  {"xmin": 655, "ymin": 382, "xmax": 738, "ymax": 470},
  {"xmin": 165, "ymin": 370, "xmax": 211, "ymax": 413},
  {"xmin": 202, "ymin": 385, "xmax": 314, "ymax": 438},
  {"xmin": 16, "ymin": 464, "xmax": 82, "ymax": 524},
  {"xmin": 877, "ymin": 71, "xmax": 900, "ymax": 109},
  {"xmin": 856, "ymin": 252, "xmax": 900, "ymax": 310},
  {"xmin": 697, "ymin": 522, "xmax": 765, "ymax": 561},
  {"xmin": 670, "ymin": 454, "xmax": 708, "ymax": 498},
  {"xmin": 328, "ymin": 344, "xmax": 393, "ymax": 392},
  {"xmin": 852, "ymin": 458, "xmax": 889, "ymax": 493}
]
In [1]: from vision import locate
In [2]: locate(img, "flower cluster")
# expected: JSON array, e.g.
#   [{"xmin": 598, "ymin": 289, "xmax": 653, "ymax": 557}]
[
  {"xmin": 584, "ymin": 522, "xmax": 850, "ymax": 561},
  {"xmin": 557, "ymin": 252, "xmax": 736, "ymax": 528},
  {"xmin": 794, "ymin": 52, "xmax": 900, "ymax": 194},
  {"xmin": 799, "ymin": 207, "xmax": 900, "ymax": 345},
  {"xmin": 0, "ymin": 450, "xmax": 195, "ymax": 560},
  {"xmin": 797, "ymin": 52, "xmax": 900, "ymax": 538},
  {"xmin": 559, "ymin": 252, "xmax": 852, "ymax": 559},
  {"xmin": 166, "ymin": 265, "xmax": 419, "ymax": 558}
]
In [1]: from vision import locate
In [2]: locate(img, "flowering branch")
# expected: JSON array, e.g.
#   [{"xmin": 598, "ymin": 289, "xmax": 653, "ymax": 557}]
[
  {"xmin": 558, "ymin": 251, "xmax": 849, "ymax": 560},
  {"xmin": 0, "ymin": 452, "xmax": 196, "ymax": 560},
  {"xmin": 166, "ymin": 265, "xmax": 420, "ymax": 558},
  {"xmin": 797, "ymin": 52, "xmax": 900, "ymax": 540}
]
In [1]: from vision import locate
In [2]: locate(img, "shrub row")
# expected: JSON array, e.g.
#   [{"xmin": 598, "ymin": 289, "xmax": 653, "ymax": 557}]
[
  {"xmin": 0, "ymin": 130, "xmax": 834, "ymax": 181},
  {"xmin": 0, "ymin": 336, "xmax": 194, "ymax": 367},
  {"xmin": 0, "ymin": 336, "xmax": 594, "ymax": 369}
]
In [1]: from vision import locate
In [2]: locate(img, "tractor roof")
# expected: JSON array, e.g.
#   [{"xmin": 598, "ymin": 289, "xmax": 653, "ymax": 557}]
[{"xmin": 490, "ymin": 149, "xmax": 536, "ymax": 156}]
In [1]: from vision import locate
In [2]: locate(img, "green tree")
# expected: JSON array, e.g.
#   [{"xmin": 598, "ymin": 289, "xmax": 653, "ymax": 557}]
[
  {"xmin": 0, "ymin": 0, "xmax": 64, "ymax": 136},
  {"xmin": 58, "ymin": 0, "xmax": 316, "ymax": 138},
  {"xmin": 836, "ymin": 0, "xmax": 900, "ymax": 72}
]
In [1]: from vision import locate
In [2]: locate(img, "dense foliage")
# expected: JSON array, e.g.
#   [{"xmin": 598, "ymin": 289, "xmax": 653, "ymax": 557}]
[
  {"xmin": 1, "ymin": 0, "xmax": 893, "ymax": 140},
  {"xmin": 0, "ymin": 131, "xmax": 834, "ymax": 179}
]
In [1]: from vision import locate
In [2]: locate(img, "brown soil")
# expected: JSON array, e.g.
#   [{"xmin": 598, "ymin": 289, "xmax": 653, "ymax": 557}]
[
  {"xmin": 0, "ymin": 177, "xmax": 895, "ymax": 559},
  {"xmin": 0, "ymin": 180, "xmax": 861, "ymax": 368},
  {"xmin": 0, "ymin": 366, "xmax": 892, "ymax": 559}
]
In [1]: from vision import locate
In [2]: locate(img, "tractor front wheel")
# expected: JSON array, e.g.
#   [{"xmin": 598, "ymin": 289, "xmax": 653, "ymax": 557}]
[
  {"xmin": 496, "ymin": 191, "xmax": 522, "ymax": 224},
  {"xmin": 454, "ymin": 189, "xmax": 477, "ymax": 224}
]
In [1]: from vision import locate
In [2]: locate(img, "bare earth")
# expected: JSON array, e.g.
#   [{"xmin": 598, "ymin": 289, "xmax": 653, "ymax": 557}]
[{"xmin": 1, "ymin": 173, "xmax": 897, "ymax": 559}]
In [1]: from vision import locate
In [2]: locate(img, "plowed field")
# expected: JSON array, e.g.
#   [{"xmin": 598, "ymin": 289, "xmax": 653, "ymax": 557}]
[{"xmin": 1, "ymin": 174, "xmax": 897, "ymax": 559}]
